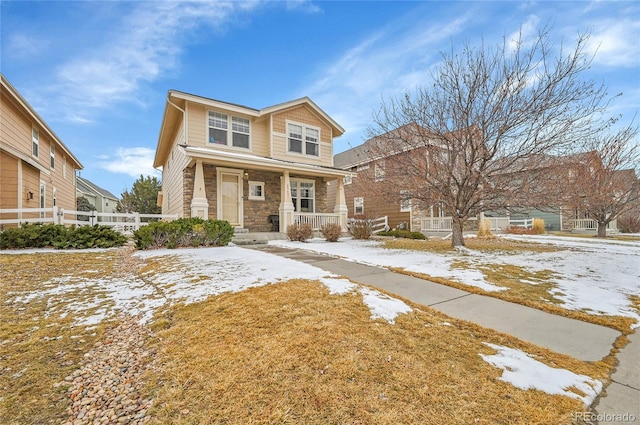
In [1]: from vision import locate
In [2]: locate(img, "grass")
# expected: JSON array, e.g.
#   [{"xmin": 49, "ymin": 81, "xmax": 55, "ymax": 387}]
[
  {"xmin": 380, "ymin": 237, "xmax": 638, "ymax": 334},
  {"xmin": 0, "ymin": 251, "xmax": 120, "ymax": 424},
  {"xmin": 549, "ymin": 231, "xmax": 640, "ymax": 242},
  {"xmin": 145, "ymin": 279, "xmax": 609, "ymax": 425},
  {"xmin": 0, "ymin": 246, "xmax": 623, "ymax": 424}
]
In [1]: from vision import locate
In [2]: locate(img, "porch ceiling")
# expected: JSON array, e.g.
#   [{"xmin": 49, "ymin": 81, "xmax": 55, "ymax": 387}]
[{"xmin": 183, "ymin": 146, "xmax": 352, "ymax": 179}]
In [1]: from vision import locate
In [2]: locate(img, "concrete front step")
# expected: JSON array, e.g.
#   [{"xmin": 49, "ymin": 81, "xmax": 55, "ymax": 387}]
[{"xmin": 231, "ymin": 232, "xmax": 288, "ymax": 245}]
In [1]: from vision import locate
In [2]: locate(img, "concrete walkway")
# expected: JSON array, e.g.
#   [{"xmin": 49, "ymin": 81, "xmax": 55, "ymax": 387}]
[{"xmin": 248, "ymin": 244, "xmax": 638, "ymax": 420}]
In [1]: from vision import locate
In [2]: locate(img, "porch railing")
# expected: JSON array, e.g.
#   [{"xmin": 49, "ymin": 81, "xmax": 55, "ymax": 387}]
[
  {"xmin": 421, "ymin": 217, "xmax": 453, "ymax": 231},
  {"xmin": 571, "ymin": 219, "xmax": 617, "ymax": 231},
  {"xmin": 293, "ymin": 212, "xmax": 342, "ymax": 230}
]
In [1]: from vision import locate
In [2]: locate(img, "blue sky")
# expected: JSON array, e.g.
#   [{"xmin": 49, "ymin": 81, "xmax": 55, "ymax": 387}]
[{"xmin": 2, "ymin": 0, "xmax": 639, "ymax": 198}]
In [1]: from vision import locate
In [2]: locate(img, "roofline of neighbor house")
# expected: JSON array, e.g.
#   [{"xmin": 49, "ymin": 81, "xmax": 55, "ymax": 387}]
[{"xmin": 1, "ymin": 73, "xmax": 83, "ymax": 169}]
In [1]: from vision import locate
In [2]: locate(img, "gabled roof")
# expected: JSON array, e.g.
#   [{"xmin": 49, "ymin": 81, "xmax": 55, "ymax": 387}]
[
  {"xmin": 77, "ymin": 176, "xmax": 119, "ymax": 200},
  {"xmin": 154, "ymin": 90, "xmax": 344, "ymax": 167},
  {"xmin": 0, "ymin": 73, "xmax": 83, "ymax": 169}
]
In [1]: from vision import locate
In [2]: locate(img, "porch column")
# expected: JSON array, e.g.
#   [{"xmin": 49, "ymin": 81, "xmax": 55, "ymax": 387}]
[
  {"xmin": 279, "ymin": 170, "xmax": 294, "ymax": 233},
  {"xmin": 190, "ymin": 160, "xmax": 209, "ymax": 218},
  {"xmin": 333, "ymin": 178, "xmax": 349, "ymax": 231}
]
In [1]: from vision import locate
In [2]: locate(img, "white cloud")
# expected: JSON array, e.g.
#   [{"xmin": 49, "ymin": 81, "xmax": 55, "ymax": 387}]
[
  {"xmin": 97, "ymin": 147, "xmax": 161, "ymax": 179},
  {"xmin": 31, "ymin": 1, "xmax": 261, "ymax": 123},
  {"xmin": 6, "ymin": 33, "xmax": 49, "ymax": 58},
  {"xmin": 587, "ymin": 19, "xmax": 640, "ymax": 67},
  {"xmin": 507, "ymin": 14, "xmax": 540, "ymax": 52},
  {"xmin": 286, "ymin": 0, "xmax": 322, "ymax": 14},
  {"xmin": 303, "ymin": 13, "xmax": 469, "ymax": 150}
]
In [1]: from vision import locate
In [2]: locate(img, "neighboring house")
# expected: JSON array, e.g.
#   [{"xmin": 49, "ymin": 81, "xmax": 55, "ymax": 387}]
[
  {"xmin": 76, "ymin": 176, "xmax": 119, "ymax": 214},
  {"xmin": 333, "ymin": 123, "xmax": 446, "ymax": 231},
  {"xmin": 153, "ymin": 90, "xmax": 352, "ymax": 232},
  {"xmin": 0, "ymin": 74, "xmax": 83, "ymax": 224}
]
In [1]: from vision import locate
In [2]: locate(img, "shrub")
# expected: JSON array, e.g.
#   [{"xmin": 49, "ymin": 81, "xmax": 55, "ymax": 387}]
[
  {"xmin": 286, "ymin": 223, "xmax": 314, "ymax": 242},
  {"xmin": 133, "ymin": 218, "xmax": 233, "ymax": 249},
  {"xmin": 0, "ymin": 223, "xmax": 126, "ymax": 249},
  {"xmin": 320, "ymin": 223, "xmax": 342, "ymax": 242},
  {"xmin": 477, "ymin": 219, "xmax": 494, "ymax": 238},
  {"xmin": 348, "ymin": 215, "xmax": 374, "ymax": 240},
  {"xmin": 617, "ymin": 213, "xmax": 640, "ymax": 233},
  {"xmin": 377, "ymin": 229, "xmax": 427, "ymax": 240},
  {"xmin": 532, "ymin": 218, "xmax": 546, "ymax": 235}
]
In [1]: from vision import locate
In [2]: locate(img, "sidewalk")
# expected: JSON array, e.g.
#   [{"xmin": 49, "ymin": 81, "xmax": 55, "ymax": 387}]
[{"xmin": 248, "ymin": 244, "xmax": 637, "ymax": 421}]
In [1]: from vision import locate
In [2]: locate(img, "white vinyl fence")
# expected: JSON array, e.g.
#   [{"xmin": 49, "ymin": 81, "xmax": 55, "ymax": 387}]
[
  {"xmin": 347, "ymin": 216, "xmax": 390, "ymax": 235},
  {"xmin": 421, "ymin": 216, "xmax": 533, "ymax": 232},
  {"xmin": 0, "ymin": 207, "xmax": 178, "ymax": 234},
  {"xmin": 293, "ymin": 212, "xmax": 342, "ymax": 230}
]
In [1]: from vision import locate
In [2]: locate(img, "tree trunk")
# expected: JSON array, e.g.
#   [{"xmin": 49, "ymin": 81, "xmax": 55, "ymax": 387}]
[
  {"xmin": 451, "ymin": 218, "xmax": 465, "ymax": 247},
  {"xmin": 597, "ymin": 221, "xmax": 607, "ymax": 238}
]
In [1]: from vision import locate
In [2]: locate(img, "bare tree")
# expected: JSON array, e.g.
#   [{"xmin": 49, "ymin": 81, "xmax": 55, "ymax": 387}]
[
  {"xmin": 565, "ymin": 123, "xmax": 640, "ymax": 237},
  {"xmin": 369, "ymin": 27, "xmax": 614, "ymax": 247}
]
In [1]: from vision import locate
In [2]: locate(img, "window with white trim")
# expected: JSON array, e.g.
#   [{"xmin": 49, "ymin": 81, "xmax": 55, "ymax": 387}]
[
  {"xmin": 248, "ymin": 181, "xmax": 265, "ymax": 201},
  {"xmin": 287, "ymin": 122, "xmax": 319, "ymax": 157},
  {"xmin": 40, "ymin": 182, "xmax": 46, "ymax": 218},
  {"xmin": 208, "ymin": 111, "xmax": 251, "ymax": 149},
  {"xmin": 343, "ymin": 175, "xmax": 352, "ymax": 185},
  {"xmin": 374, "ymin": 160, "xmax": 386, "ymax": 182},
  {"xmin": 400, "ymin": 190, "xmax": 411, "ymax": 212},
  {"xmin": 32, "ymin": 128, "xmax": 39, "ymax": 158},
  {"xmin": 354, "ymin": 197, "xmax": 364, "ymax": 215},
  {"xmin": 52, "ymin": 187, "xmax": 57, "ymax": 207},
  {"xmin": 291, "ymin": 179, "xmax": 315, "ymax": 212},
  {"xmin": 50, "ymin": 145, "xmax": 55, "ymax": 169}
]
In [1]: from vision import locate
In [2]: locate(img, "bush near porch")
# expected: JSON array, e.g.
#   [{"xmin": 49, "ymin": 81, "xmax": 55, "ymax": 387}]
[{"xmin": 133, "ymin": 218, "xmax": 233, "ymax": 249}]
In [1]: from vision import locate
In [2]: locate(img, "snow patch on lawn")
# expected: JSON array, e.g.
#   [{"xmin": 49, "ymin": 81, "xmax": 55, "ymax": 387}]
[
  {"xmin": 270, "ymin": 237, "xmax": 640, "ymax": 327},
  {"xmin": 480, "ymin": 343, "xmax": 603, "ymax": 406},
  {"xmin": 6, "ymin": 246, "xmax": 411, "ymax": 326}
]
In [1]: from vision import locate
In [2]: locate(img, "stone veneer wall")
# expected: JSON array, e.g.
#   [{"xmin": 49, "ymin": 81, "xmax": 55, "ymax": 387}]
[
  {"xmin": 182, "ymin": 165, "xmax": 330, "ymax": 231},
  {"xmin": 243, "ymin": 170, "xmax": 282, "ymax": 232}
]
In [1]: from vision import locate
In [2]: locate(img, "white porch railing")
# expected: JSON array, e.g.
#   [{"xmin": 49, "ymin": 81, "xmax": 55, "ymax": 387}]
[
  {"xmin": 294, "ymin": 212, "xmax": 341, "ymax": 230},
  {"xmin": 571, "ymin": 219, "xmax": 617, "ymax": 231},
  {"xmin": 421, "ymin": 216, "xmax": 531, "ymax": 232},
  {"xmin": 0, "ymin": 207, "xmax": 178, "ymax": 234},
  {"xmin": 421, "ymin": 217, "xmax": 453, "ymax": 231}
]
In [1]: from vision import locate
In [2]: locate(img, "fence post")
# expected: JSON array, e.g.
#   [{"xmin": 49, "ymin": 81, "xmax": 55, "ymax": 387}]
[
  {"xmin": 134, "ymin": 213, "xmax": 140, "ymax": 231},
  {"xmin": 90, "ymin": 210, "xmax": 97, "ymax": 226},
  {"xmin": 52, "ymin": 206, "xmax": 58, "ymax": 224}
]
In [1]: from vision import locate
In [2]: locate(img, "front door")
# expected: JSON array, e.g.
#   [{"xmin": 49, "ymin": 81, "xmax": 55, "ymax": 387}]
[{"xmin": 219, "ymin": 171, "xmax": 242, "ymax": 226}]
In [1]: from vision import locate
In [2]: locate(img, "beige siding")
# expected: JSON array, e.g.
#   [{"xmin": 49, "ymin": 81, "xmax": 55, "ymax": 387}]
[
  {"xmin": 1, "ymin": 83, "xmax": 80, "ymax": 213},
  {"xmin": 161, "ymin": 120, "xmax": 188, "ymax": 216},
  {"xmin": 187, "ymin": 102, "xmax": 271, "ymax": 157},
  {"xmin": 0, "ymin": 151, "xmax": 19, "ymax": 210},
  {"xmin": 270, "ymin": 105, "xmax": 333, "ymax": 167}
]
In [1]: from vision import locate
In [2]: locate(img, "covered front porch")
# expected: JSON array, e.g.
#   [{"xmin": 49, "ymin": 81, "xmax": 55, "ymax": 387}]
[{"xmin": 184, "ymin": 147, "xmax": 351, "ymax": 234}]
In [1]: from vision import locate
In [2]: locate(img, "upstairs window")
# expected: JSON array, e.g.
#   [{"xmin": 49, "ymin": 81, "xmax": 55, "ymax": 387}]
[
  {"xmin": 32, "ymin": 128, "xmax": 39, "ymax": 158},
  {"xmin": 208, "ymin": 112, "xmax": 251, "ymax": 149},
  {"xmin": 288, "ymin": 122, "xmax": 320, "ymax": 157},
  {"xmin": 375, "ymin": 160, "xmax": 386, "ymax": 182},
  {"xmin": 50, "ymin": 145, "xmax": 55, "ymax": 169}
]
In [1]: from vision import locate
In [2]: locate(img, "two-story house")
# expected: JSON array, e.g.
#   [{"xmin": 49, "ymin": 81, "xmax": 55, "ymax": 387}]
[
  {"xmin": 76, "ymin": 176, "xmax": 119, "ymax": 214},
  {"xmin": 1, "ymin": 74, "xmax": 83, "ymax": 225},
  {"xmin": 153, "ymin": 90, "xmax": 351, "ymax": 233}
]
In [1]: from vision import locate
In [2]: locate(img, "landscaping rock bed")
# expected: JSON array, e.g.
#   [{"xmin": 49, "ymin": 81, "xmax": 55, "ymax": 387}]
[{"xmin": 60, "ymin": 316, "xmax": 154, "ymax": 425}]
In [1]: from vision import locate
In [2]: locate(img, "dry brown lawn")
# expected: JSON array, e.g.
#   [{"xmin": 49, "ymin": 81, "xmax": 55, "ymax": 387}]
[
  {"xmin": 381, "ymin": 237, "xmax": 637, "ymax": 334},
  {"xmin": 0, "ymin": 247, "xmax": 613, "ymax": 424}
]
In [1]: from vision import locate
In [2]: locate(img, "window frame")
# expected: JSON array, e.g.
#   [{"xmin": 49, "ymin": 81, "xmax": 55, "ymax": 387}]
[
  {"xmin": 374, "ymin": 160, "xmax": 386, "ymax": 182},
  {"xmin": 50, "ymin": 145, "xmax": 55, "ymax": 170},
  {"xmin": 400, "ymin": 190, "xmax": 411, "ymax": 212},
  {"xmin": 286, "ymin": 121, "xmax": 321, "ymax": 157},
  {"xmin": 207, "ymin": 111, "xmax": 251, "ymax": 149},
  {"xmin": 32, "ymin": 127, "xmax": 39, "ymax": 158},
  {"xmin": 290, "ymin": 178, "xmax": 315, "ymax": 213},
  {"xmin": 354, "ymin": 197, "xmax": 364, "ymax": 215},
  {"xmin": 248, "ymin": 181, "xmax": 265, "ymax": 201}
]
